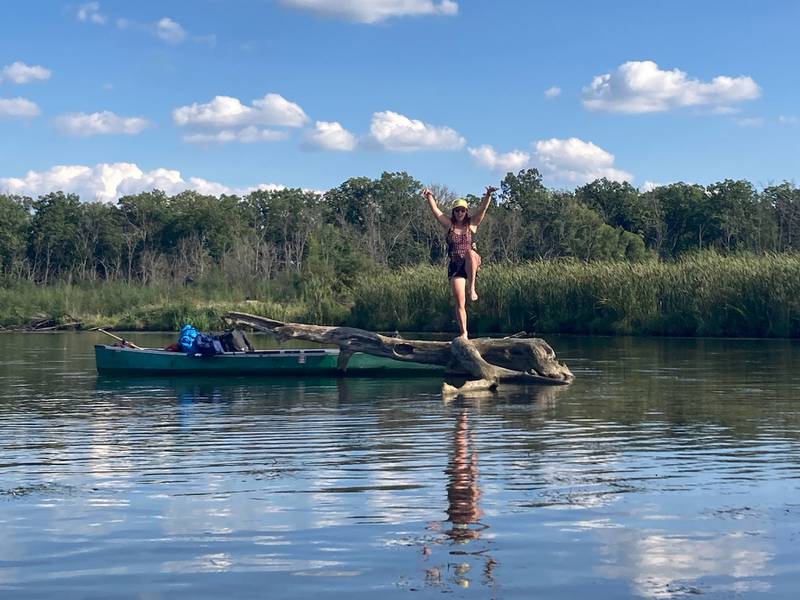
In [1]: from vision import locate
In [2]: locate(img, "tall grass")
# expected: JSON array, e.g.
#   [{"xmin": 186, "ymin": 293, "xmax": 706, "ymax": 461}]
[
  {"xmin": 0, "ymin": 280, "xmax": 308, "ymax": 331},
  {"xmin": 3, "ymin": 253, "xmax": 800, "ymax": 337},
  {"xmin": 350, "ymin": 253, "xmax": 800, "ymax": 337}
]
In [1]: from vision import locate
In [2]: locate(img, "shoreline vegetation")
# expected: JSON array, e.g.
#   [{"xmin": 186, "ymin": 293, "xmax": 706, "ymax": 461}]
[
  {"xmin": 3, "ymin": 169, "xmax": 800, "ymax": 337},
  {"xmin": 2, "ymin": 254, "xmax": 800, "ymax": 338}
]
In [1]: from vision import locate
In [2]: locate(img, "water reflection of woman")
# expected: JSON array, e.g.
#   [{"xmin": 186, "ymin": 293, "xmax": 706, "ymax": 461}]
[
  {"xmin": 445, "ymin": 409, "xmax": 484, "ymax": 543},
  {"xmin": 423, "ymin": 408, "xmax": 496, "ymax": 590}
]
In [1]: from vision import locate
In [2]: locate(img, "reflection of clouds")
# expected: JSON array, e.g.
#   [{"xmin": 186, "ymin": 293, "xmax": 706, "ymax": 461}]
[
  {"xmin": 533, "ymin": 463, "xmax": 629, "ymax": 510},
  {"xmin": 550, "ymin": 517, "xmax": 622, "ymax": 531},
  {"xmin": 304, "ymin": 409, "xmax": 443, "ymax": 527},
  {"xmin": 716, "ymin": 579, "xmax": 772, "ymax": 594},
  {"xmin": 85, "ymin": 497, "xmax": 130, "ymax": 508},
  {"xmin": 160, "ymin": 490, "xmax": 283, "ymax": 537},
  {"xmin": 365, "ymin": 466, "xmax": 427, "ymax": 522},
  {"xmin": 512, "ymin": 417, "xmax": 634, "ymax": 511},
  {"xmin": 595, "ymin": 529, "xmax": 774, "ymax": 598},
  {"xmin": 160, "ymin": 554, "xmax": 348, "ymax": 574},
  {"xmin": 162, "ymin": 552, "xmax": 233, "ymax": 573}
]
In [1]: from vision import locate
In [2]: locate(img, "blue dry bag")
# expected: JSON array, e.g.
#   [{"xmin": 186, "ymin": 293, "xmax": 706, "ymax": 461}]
[{"xmin": 178, "ymin": 324, "xmax": 199, "ymax": 353}]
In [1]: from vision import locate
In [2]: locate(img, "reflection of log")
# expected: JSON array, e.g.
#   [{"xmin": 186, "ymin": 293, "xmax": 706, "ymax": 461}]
[{"xmin": 224, "ymin": 311, "xmax": 574, "ymax": 393}]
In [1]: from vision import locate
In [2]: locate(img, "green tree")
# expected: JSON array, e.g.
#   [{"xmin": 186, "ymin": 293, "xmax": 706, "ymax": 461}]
[
  {"xmin": 323, "ymin": 172, "xmax": 423, "ymax": 267},
  {"xmin": 28, "ymin": 192, "xmax": 82, "ymax": 283},
  {"xmin": 560, "ymin": 201, "xmax": 646, "ymax": 261},
  {"xmin": 762, "ymin": 182, "xmax": 799, "ymax": 252},
  {"xmin": 648, "ymin": 183, "xmax": 710, "ymax": 257},
  {"xmin": 500, "ymin": 169, "xmax": 566, "ymax": 259},
  {"xmin": 575, "ymin": 178, "xmax": 649, "ymax": 235},
  {"xmin": 705, "ymin": 179, "xmax": 760, "ymax": 252},
  {"xmin": 75, "ymin": 202, "xmax": 124, "ymax": 281},
  {"xmin": 244, "ymin": 188, "xmax": 322, "ymax": 274},
  {"xmin": 116, "ymin": 191, "xmax": 170, "ymax": 282},
  {"xmin": 0, "ymin": 195, "xmax": 31, "ymax": 277},
  {"xmin": 166, "ymin": 191, "xmax": 247, "ymax": 261}
]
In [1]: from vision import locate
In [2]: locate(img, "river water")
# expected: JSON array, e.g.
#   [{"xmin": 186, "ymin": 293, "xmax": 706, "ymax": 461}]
[{"xmin": 1, "ymin": 332, "xmax": 800, "ymax": 599}]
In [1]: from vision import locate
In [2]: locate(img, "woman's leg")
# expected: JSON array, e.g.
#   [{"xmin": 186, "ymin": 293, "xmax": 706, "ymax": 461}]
[
  {"xmin": 450, "ymin": 276, "xmax": 468, "ymax": 338},
  {"xmin": 465, "ymin": 250, "xmax": 482, "ymax": 301}
]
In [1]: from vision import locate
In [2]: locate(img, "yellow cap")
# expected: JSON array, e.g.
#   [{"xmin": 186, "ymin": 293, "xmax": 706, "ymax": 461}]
[{"xmin": 452, "ymin": 199, "xmax": 469, "ymax": 209}]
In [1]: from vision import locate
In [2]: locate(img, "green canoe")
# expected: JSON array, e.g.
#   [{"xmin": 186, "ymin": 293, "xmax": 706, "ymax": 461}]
[{"xmin": 94, "ymin": 344, "xmax": 444, "ymax": 376}]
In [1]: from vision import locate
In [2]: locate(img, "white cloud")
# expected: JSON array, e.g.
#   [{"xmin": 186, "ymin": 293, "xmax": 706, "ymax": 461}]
[
  {"xmin": 251, "ymin": 94, "xmax": 309, "ymax": 126},
  {"xmin": 54, "ymin": 111, "xmax": 151, "ymax": 136},
  {"xmin": 641, "ymin": 181, "xmax": 662, "ymax": 192},
  {"xmin": 173, "ymin": 96, "xmax": 249, "ymax": 127},
  {"xmin": 183, "ymin": 126, "xmax": 289, "ymax": 144},
  {"xmin": 779, "ymin": 115, "xmax": 798, "ymax": 125},
  {"xmin": 544, "ymin": 86, "xmax": 561, "ymax": 99},
  {"xmin": 173, "ymin": 94, "xmax": 309, "ymax": 128},
  {"xmin": 0, "ymin": 97, "xmax": 41, "ymax": 118},
  {"xmin": 0, "ymin": 162, "xmax": 288, "ymax": 203},
  {"xmin": 117, "ymin": 15, "xmax": 211, "ymax": 45},
  {"xmin": 155, "ymin": 17, "xmax": 187, "ymax": 44},
  {"xmin": 370, "ymin": 110, "xmax": 465, "ymax": 151},
  {"xmin": 304, "ymin": 121, "xmax": 357, "ymax": 151},
  {"xmin": 76, "ymin": 2, "xmax": 106, "ymax": 25},
  {"xmin": 280, "ymin": 0, "xmax": 458, "ymax": 23},
  {"xmin": 468, "ymin": 144, "xmax": 530, "ymax": 173},
  {"xmin": 0, "ymin": 62, "xmax": 51, "ymax": 84},
  {"xmin": 583, "ymin": 60, "xmax": 761, "ymax": 113},
  {"xmin": 533, "ymin": 137, "xmax": 632, "ymax": 185}
]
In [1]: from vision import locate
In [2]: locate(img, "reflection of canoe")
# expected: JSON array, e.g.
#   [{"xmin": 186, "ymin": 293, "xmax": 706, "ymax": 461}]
[{"xmin": 94, "ymin": 344, "xmax": 444, "ymax": 376}]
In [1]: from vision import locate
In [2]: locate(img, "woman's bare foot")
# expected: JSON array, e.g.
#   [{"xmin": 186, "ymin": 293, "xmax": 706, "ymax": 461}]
[
  {"xmin": 470, "ymin": 290, "xmax": 478, "ymax": 302},
  {"xmin": 457, "ymin": 332, "xmax": 468, "ymax": 340}
]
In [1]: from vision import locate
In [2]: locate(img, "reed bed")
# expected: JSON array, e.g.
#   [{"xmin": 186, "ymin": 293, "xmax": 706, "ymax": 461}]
[
  {"xmin": 3, "ymin": 253, "xmax": 800, "ymax": 337},
  {"xmin": 351, "ymin": 253, "xmax": 800, "ymax": 337},
  {"xmin": 0, "ymin": 280, "xmax": 308, "ymax": 331}
]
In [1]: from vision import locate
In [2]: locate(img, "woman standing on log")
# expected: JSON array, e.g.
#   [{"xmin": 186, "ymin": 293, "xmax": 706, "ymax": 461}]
[{"xmin": 423, "ymin": 186, "xmax": 497, "ymax": 339}]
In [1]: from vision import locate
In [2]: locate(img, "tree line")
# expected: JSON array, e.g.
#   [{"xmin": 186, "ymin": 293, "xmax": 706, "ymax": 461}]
[{"xmin": 2, "ymin": 169, "xmax": 800, "ymax": 287}]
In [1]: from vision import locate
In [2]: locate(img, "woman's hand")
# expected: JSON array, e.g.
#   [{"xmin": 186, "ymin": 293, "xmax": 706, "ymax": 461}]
[
  {"xmin": 422, "ymin": 188, "xmax": 434, "ymax": 200},
  {"xmin": 484, "ymin": 186, "xmax": 498, "ymax": 197}
]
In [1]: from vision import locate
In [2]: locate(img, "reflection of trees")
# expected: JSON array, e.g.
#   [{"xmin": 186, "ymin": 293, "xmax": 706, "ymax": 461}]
[{"xmin": 551, "ymin": 336, "xmax": 800, "ymax": 440}]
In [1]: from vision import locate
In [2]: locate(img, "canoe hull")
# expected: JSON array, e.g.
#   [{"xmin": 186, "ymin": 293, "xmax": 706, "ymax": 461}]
[{"xmin": 94, "ymin": 345, "xmax": 444, "ymax": 377}]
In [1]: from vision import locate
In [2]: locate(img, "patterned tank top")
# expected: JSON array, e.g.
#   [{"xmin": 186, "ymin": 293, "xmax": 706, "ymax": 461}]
[{"xmin": 446, "ymin": 227, "xmax": 473, "ymax": 260}]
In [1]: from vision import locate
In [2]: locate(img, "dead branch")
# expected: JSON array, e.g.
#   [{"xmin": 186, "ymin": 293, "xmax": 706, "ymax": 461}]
[{"xmin": 223, "ymin": 311, "xmax": 574, "ymax": 392}]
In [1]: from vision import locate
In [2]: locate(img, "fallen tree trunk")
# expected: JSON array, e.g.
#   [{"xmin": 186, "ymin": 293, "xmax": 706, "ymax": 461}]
[{"xmin": 224, "ymin": 311, "xmax": 574, "ymax": 394}]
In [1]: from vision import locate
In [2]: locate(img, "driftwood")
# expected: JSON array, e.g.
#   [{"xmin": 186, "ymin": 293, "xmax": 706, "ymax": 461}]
[
  {"xmin": 3, "ymin": 314, "xmax": 83, "ymax": 332},
  {"xmin": 223, "ymin": 311, "xmax": 573, "ymax": 394}
]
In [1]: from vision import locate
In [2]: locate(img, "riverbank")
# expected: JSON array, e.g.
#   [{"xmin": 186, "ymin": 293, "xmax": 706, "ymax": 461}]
[{"xmin": 3, "ymin": 253, "xmax": 800, "ymax": 337}]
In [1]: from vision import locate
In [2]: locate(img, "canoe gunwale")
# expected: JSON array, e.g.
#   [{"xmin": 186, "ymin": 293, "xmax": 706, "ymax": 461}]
[
  {"xmin": 94, "ymin": 344, "xmax": 340, "ymax": 357},
  {"xmin": 94, "ymin": 344, "xmax": 444, "ymax": 377}
]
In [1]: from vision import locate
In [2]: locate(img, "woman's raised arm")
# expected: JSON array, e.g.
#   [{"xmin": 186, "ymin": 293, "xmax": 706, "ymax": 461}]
[
  {"xmin": 471, "ymin": 186, "xmax": 498, "ymax": 228},
  {"xmin": 423, "ymin": 188, "xmax": 453, "ymax": 229}
]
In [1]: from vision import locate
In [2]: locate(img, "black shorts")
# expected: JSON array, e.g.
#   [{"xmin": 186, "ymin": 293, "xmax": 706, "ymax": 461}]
[{"xmin": 448, "ymin": 258, "xmax": 467, "ymax": 279}]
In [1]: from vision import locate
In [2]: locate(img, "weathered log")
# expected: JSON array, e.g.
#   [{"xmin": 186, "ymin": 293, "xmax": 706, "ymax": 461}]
[
  {"xmin": 223, "ymin": 311, "xmax": 574, "ymax": 391},
  {"xmin": 441, "ymin": 378, "xmax": 498, "ymax": 396},
  {"xmin": 30, "ymin": 321, "xmax": 82, "ymax": 331}
]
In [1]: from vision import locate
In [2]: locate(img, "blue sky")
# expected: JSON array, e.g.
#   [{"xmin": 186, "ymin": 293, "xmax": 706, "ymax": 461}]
[{"xmin": 0, "ymin": 0, "xmax": 798, "ymax": 201}]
